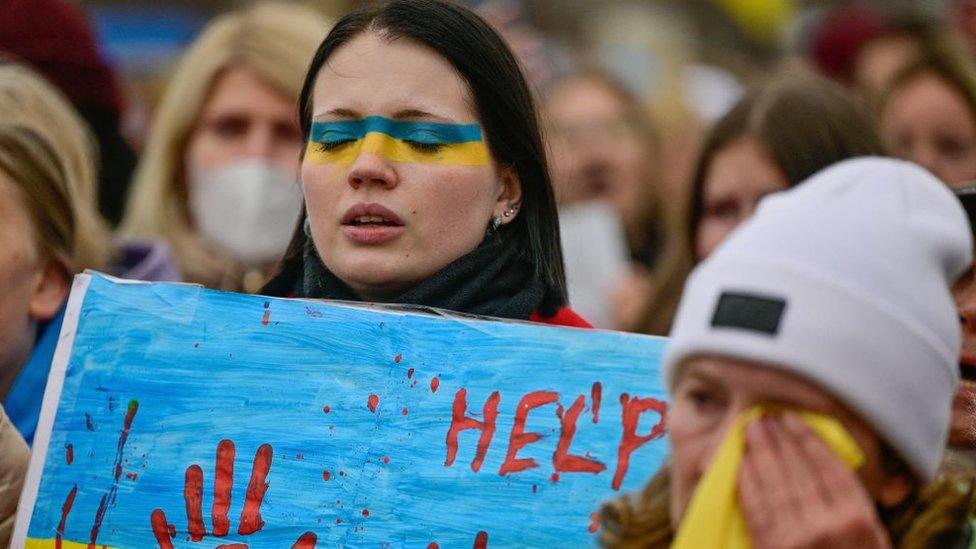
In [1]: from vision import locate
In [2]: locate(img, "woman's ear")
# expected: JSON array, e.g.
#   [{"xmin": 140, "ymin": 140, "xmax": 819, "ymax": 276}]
[
  {"xmin": 28, "ymin": 258, "xmax": 70, "ymax": 321},
  {"xmin": 494, "ymin": 166, "xmax": 523, "ymax": 223}
]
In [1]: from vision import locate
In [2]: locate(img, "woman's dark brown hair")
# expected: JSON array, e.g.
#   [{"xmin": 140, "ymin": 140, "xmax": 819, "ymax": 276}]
[{"xmin": 635, "ymin": 69, "xmax": 886, "ymax": 336}]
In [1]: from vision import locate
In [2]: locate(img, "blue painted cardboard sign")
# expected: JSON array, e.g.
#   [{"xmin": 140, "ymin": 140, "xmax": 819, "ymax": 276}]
[{"xmin": 14, "ymin": 273, "xmax": 669, "ymax": 548}]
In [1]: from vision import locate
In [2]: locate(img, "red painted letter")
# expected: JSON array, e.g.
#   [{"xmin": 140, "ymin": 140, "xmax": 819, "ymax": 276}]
[
  {"xmin": 445, "ymin": 388, "xmax": 501, "ymax": 472},
  {"xmin": 612, "ymin": 393, "xmax": 667, "ymax": 490},
  {"xmin": 499, "ymin": 391, "xmax": 559, "ymax": 475},
  {"xmin": 553, "ymin": 395, "xmax": 606, "ymax": 474}
]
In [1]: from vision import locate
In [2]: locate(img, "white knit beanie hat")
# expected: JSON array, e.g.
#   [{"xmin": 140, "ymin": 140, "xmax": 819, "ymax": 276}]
[{"xmin": 663, "ymin": 157, "xmax": 972, "ymax": 481}]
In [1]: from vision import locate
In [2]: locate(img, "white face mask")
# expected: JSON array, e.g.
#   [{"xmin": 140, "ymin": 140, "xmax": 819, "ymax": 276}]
[{"xmin": 188, "ymin": 160, "xmax": 304, "ymax": 266}]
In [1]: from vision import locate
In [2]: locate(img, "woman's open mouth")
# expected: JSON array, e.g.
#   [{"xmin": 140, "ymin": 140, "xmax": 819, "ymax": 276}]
[{"xmin": 341, "ymin": 203, "xmax": 406, "ymax": 244}]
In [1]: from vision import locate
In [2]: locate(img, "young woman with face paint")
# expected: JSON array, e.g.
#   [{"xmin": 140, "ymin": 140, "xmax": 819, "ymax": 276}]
[
  {"xmin": 600, "ymin": 158, "xmax": 976, "ymax": 548},
  {"xmin": 265, "ymin": 0, "xmax": 585, "ymax": 327}
]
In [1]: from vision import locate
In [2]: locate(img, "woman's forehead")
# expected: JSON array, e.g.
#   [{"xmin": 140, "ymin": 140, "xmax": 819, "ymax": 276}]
[
  {"xmin": 311, "ymin": 32, "xmax": 475, "ymax": 122},
  {"xmin": 681, "ymin": 355, "xmax": 838, "ymax": 409}
]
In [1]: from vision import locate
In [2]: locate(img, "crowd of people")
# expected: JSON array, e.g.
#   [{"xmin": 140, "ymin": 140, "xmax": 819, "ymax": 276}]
[{"xmin": 2, "ymin": 0, "xmax": 976, "ymax": 546}]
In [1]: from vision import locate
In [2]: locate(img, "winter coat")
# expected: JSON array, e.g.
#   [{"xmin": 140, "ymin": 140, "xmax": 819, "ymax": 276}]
[{"xmin": 0, "ymin": 403, "xmax": 30, "ymax": 547}]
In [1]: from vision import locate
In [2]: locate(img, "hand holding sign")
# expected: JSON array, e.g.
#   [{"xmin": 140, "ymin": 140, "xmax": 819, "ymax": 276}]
[{"xmin": 150, "ymin": 439, "xmax": 316, "ymax": 549}]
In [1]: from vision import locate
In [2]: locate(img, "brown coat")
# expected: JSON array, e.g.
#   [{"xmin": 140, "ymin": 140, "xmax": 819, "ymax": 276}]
[{"xmin": 0, "ymin": 404, "xmax": 29, "ymax": 547}]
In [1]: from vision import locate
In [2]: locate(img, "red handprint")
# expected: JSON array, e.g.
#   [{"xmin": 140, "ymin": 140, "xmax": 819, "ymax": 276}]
[{"xmin": 150, "ymin": 439, "xmax": 316, "ymax": 548}]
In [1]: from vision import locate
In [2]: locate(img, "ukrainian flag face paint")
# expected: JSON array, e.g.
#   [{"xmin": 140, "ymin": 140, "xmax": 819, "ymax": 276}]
[{"xmin": 305, "ymin": 116, "xmax": 491, "ymax": 167}]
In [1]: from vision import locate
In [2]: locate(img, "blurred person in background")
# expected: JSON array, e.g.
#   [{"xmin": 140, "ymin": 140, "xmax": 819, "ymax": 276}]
[
  {"xmin": 879, "ymin": 47, "xmax": 976, "ymax": 188},
  {"xmin": 808, "ymin": 7, "xmax": 941, "ymax": 103},
  {"xmin": 0, "ymin": 60, "xmax": 180, "ymax": 447},
  {"xmin": 0, "ymin": 0, "xmax": 137, "ymax": 227},
  {"xmin": 122, "ymin": 3, "xmax": 330, "ymax": 293},
  {"xmin": 947, "ymin": 187, "xmax": 976, "ymax": 477},
  {"xmin": 635, "ymin": 70, "xmax": 884, "ymax": 336},
  {"xmin": 544, "ymin": 70, "xmax": 665, "ymax": 329},
  {"xmin": 601, "ymin": 158, "xmax": 976, "ymax": 548}
]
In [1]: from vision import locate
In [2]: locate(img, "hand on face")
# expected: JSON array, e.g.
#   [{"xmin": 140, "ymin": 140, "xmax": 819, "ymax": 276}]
[{"xmin": 739, "ymin": 413, "xmax": 891, "ymax": 549}]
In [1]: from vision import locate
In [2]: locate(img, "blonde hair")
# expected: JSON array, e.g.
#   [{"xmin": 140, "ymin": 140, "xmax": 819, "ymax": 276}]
[
  {"xmin": 0, "ymin": 61, "xmax": 110, "ymax": 273},
  {"xmin": 122, "ymin": 2, "xmax": 331, "ymax": 289}
]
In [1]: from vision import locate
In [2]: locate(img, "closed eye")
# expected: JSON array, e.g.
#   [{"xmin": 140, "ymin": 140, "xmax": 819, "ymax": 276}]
[
  {"xmin": 404, "ymin": 140, "xmax": 443, "ymax": 153},
  {"xmin": 316, "ymin": 139, "xmax": 355, "ymax": 152}
]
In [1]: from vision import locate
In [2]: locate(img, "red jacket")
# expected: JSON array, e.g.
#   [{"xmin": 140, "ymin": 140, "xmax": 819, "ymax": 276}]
[{"xmin": 530, "ymin": 307, "xmax": 593, "ymax": 329}]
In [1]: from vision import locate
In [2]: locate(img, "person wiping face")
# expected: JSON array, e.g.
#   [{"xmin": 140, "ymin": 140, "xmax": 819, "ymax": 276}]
[{"xmin": 600, "ymin": 157, "xmax": 975, "ymax": 548}]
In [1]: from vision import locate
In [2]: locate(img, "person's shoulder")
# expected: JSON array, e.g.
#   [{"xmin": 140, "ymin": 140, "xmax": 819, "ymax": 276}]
[{"xmin": 529, "ymin": 307, "xmax": 593, "ymax": 329}]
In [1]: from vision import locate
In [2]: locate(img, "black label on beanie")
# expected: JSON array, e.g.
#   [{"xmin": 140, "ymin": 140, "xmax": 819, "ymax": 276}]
[{"xmin": 711, "ymin": 292, "xmax": 786, "ymax": 336}]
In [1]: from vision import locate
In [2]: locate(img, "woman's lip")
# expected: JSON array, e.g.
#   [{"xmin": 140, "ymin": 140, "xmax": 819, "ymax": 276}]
[
  {"xmin": 341, "ymin": 224, "xmax": 405, "ymax": 245},
  {"xmin": 341, "ymin": 202, "xmax": 405, "ymax": 226}
]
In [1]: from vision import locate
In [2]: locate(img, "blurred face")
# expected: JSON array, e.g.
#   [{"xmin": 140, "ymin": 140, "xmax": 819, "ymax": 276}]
[
  {"xmin": 952, "ymin": 263, "xmax": 976, "ymax": 447},
  {"xmin": 302, "ymin": 32, "xmax": 520, "ymax": 300},
  {"xmin": 668, "ymin": 356, "xmax": 894, "ymax": 526},
  {"xmin": 695, "ymin": 139, "xmax": 788, "ymax": 260},
  {"xmin": 0, "ymin": 171, "xmax": 67, "ymax": 396},
  {"xmin": 545, "ymin": 77, "xmax": 650, "ymax": 229},
  {"xmin": 853, "ymin": 35, "xmax": 921, "ymax": 99},
  {"xmin": 881, "ymin": 72, "xmax": 976, "ymax": 187},
  {"xmin": 185, "ymin": 65, "xmax": 303, "ymax": 174}
]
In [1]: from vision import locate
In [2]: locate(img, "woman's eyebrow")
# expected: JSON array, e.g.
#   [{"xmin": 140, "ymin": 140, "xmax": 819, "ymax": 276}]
[
  {"xmin": 314, "ymin": 107, "xmax": 360, "ymax": 120},
  {"xmin": 391, "ymin": 108, "xmax": 452, "ymax": 123}
]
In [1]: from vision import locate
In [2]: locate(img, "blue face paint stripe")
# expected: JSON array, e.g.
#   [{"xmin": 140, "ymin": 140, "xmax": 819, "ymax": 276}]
[{"xmin": 310, "ymin": 116, "xmax": 483, "ymax": 145}]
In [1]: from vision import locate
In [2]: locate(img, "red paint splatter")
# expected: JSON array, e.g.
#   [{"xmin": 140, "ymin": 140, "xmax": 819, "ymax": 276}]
[
  {"xmin": 213, "ymin": 439, "xmax": 235, "ymax": 537},
  {"xmin": 323, "ymin": 471, "xmax": 331, "ymax": 481},
  {"xmin": 499, "ymin": 391, "xmax": 558, "ymax": 476},
  {"xmin": 588, "ymin": 512, "xmax": 601, "ymax": 534},
  {"xmin": 56, "ymin": 485, "xmax": 77, "ymax": 549},
  {"xmin": 395, "ymin": 354, "xmax": 402, "ymax": 363},
  {"xmin": 430, "ymin": 377, "xmax": 440, "ymax": 393},
  {"xmin": 292, "ymin": 532, "xmax": 317, "ymax": 549},
  {"xmin": 367, "ymin": 394, "xmax": 379, "ymax": 412},
  {"xmin": 323, "ymin": 405, "xmax": 331, "ymax": 414},
  {"xmin": 362, "ymin": 508, "xmax": 370, "ymax": 517},
  {"xmin": 238, "ymin": 444, "xmax": 273, "ymax": 535},
  {"xmin": 382, "ymin": 456, "xmax": 391, "ymax": 464},
  {"xmin": 150, "ymin": 508, "xmax": 175, "ymax": 549},
  {"xmin": 411, "ymin": 381, "xmax": 418, "ymax": 388},
  {"xmin": 407, "ymin": 368, "xmax": 415, "ymax": 379},
  {"xmin": 215, "ymin": 544, "xmax": 248, "ymax": 549},
  {"xmin": 474, "ymin": 531, "xmax": 489, "ymax": 549},
  {"xmin": 550, "ymin": 473, "xmax": 560, "ymax": 482},
  {"xmin": 401, "ymin": 407, "xmax": 409, "ymax": 416},
  {"xmin": 428, "ymin": 544, "xmax": 439, "ymax": 549},
  {"xmin": 125, "ymin": 472, "xmax": 138, "ymax": 481},
  {"xmin": 91, "ymin": 400, "xmax": 139, "ymax": 548},
  {"xmin": 66, "ymin": 444, "xmax": 74, "ymax": 465},
  {"xmin": 613, "ymin": 394, "xmax": 667, "ymax": 490},
  {"xmin": 591, "ymin": 382, "xmax": 602, "ymax": 424},
  {"xmin": 261, "ymin": 301, "xmax": 271, "ymax": 326}
]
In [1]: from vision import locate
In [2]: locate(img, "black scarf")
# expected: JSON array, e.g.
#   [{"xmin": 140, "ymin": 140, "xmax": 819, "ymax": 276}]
[{"xmin": 296, "ymin": 235, "xmax": 547, "ymax": 320}]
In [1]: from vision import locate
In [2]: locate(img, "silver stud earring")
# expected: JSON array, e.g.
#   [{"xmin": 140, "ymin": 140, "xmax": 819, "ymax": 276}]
[
  {"xmin": 303, "ymin": 216, "xmax": 312, "ymax": 239},
  {"xmin": 489, "ymin": 214, "xmax": 503, "ymax": 234}
]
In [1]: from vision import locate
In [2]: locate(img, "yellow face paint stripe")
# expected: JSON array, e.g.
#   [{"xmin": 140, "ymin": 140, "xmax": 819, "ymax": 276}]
[{"xmin": 305, "ymin": 131, "xmax": 490, "ymax": 166}]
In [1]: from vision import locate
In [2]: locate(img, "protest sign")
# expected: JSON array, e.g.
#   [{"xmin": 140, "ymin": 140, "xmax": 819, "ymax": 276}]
[{"xmin": 14, "ymin": 273, "xmax": 669, "ymax": 548}]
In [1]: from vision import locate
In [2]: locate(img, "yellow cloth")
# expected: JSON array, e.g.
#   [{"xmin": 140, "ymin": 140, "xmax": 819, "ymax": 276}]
[{"xmin": 671, "ymin": 406, "xmax": 865, "ymax": 549}]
